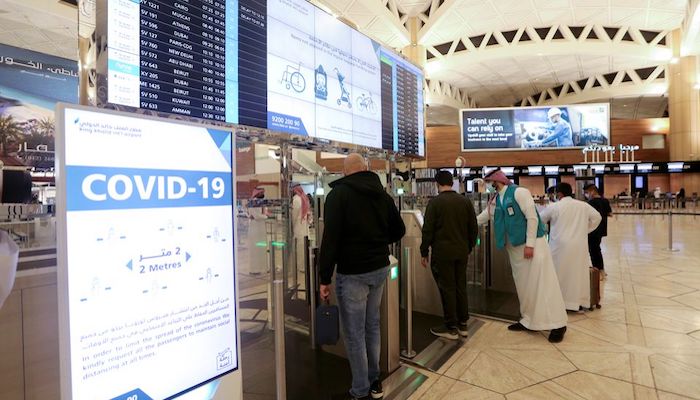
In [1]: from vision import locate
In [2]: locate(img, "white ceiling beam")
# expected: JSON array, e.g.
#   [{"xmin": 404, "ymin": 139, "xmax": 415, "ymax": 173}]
[
  {"xmin": 523, "ymin": 67, "xmax": 668, "ymax": 107},
  {"xmin": 540, "ymin": 81, "xmax": 668, "ymax": 106},
  {"xmin": 354, "ymin": 0, "xmax": 411, "ymax": 46},
  {"xmin": 425, "ymin": 78, "xmax": 473, "ymax": 109},
  {"xmin": 425, "ymin": 41, "xmax": 672, "ymax": 73},
  {"xmin": 416, "ymin": 0, "xmax": 461, "ymax": 44}
]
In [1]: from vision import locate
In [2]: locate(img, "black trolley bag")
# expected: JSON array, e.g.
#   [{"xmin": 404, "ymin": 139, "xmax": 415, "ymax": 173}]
[{"xmin": 315, "ymin": 301, "xmax": 340, "ymax": 345}]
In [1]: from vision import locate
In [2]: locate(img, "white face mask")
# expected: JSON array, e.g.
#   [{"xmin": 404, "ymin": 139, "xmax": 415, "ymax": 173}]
[
  {"xmin": 485, "ymin": 182, "xmax": 496, "ymax": 193},
  {"xmin": 584, "ymin": 192, "xmax": 591, "ymax": 200}
]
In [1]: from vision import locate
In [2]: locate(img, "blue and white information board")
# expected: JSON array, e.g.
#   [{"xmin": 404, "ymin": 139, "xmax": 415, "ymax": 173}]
[{"xmin": 56, "ymin": 104, "xmax": 238, "ymax": 400}]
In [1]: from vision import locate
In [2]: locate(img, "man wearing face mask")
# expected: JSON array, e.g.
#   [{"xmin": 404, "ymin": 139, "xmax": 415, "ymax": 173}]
[
  {"xmin": 477, "ymin": 169, "xmax": 568, "ymax": 343},
  {"xmin": 540, "ymin": 183, "xmax": 601, "ymax": 312}
]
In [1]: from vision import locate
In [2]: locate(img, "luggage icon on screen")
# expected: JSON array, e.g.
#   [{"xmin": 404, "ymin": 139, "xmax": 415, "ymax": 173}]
[
  {"xmin": 315, "ymin": 64, "xmax": 327, "ymax": 100},
  {"xmin": 217, "ymin": 348, "xmax": 232, "ymax": 370}
]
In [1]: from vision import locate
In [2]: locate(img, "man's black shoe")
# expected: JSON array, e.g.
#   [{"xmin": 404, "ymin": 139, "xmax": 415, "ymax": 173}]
[
  {"xmin": 548, "ymin": 326, "xmax": 567, "ymax": 343},
  {"xmin": 370, "ymin": 380, "xmax": 383, "ymax": 399},
  {"xmin": 507, "ymin": 322, "xmax": 530, "ymax": 331}
]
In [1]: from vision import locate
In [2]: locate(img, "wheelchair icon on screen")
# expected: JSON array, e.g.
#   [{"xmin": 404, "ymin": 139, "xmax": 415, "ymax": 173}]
[{"xmin": 281, "ymin": 63, "xmax": 306, "ymax": 93}]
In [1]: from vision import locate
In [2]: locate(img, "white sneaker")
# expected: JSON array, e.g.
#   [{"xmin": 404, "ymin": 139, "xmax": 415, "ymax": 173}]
[{"xmin": 458, "ymin": 323, "xmax": 469, "ymax": 337}]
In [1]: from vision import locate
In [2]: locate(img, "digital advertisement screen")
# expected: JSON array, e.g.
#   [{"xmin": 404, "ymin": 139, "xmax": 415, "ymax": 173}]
[
  {"xmin": 104, "ymin": 0, "xmax": 425, "ymax": 156},
  {"xmin": 57, "ymin": 105, "xmax": 237, "ymax": 400},
  {"xmin": 460, "ymin": 103, "xmax": 609, "ymax": 151}
]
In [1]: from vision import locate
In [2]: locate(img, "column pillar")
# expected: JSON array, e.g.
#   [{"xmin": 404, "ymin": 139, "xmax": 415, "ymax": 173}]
[
  {"xmin": 400, "ymin": 17, "xmax": 426, "ymax": 68},
  {"xmin": 668, "ymin": 29, "xmax": 700, "ymax": 161}
]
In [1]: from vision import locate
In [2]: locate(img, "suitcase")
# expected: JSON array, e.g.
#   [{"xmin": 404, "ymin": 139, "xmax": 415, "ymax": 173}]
[
  {"xmin": 315, "ymin": 303, "xmax": 340, "ymax": 345},
  {"xmin": 589, "ymin": 267, "xmax": 602, "ymax": 310}
]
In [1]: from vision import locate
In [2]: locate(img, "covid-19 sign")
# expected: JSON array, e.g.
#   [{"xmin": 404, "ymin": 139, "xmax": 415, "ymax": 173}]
[{"xmin": 56, "ymin": 105, "xmax": 238, "ymax": 400}]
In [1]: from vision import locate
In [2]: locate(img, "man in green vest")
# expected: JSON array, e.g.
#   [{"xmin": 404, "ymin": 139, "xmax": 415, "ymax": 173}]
[{"xmin": 476, "ymin": 169, "xmax": 568, "ymax": 343}]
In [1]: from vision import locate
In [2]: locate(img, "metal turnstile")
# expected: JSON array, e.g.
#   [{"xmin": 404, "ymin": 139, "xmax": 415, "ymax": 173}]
[
  {"xmin": 400, "ymin": 208, "xmax": 521, "ymax": 323},
  {"xmin": 318, "ymin": 256, "xmax": 401, "ymax": 375}
]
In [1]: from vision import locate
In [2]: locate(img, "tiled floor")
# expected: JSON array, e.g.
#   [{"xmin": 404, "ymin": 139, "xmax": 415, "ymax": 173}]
[{"xmin": 408, "ymin": 215, "xmax": 700, "ymax": 400}]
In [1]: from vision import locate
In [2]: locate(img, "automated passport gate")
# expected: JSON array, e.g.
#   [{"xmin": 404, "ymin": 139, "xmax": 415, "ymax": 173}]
[
  {"xmin": 399, "ymin": 211, "xmax": 465, "ymax": 372},
  {"xmin": 398, "ymin": 208, "xmax": 518, "ymax": 371},
  {"xmin": 319, "ymin": 256, "xmax": 400, "ymax": 373},
  {"xmin": 316, "ymin": 255, "xmax": 427, "ymax": 399}
]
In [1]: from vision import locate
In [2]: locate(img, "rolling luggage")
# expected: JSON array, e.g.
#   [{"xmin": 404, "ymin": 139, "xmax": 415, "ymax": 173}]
[{"xmin": 589, "ymin": 267, "xmax": 602, "ymax": 310}]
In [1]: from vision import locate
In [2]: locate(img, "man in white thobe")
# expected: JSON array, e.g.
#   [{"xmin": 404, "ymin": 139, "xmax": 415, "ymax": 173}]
[
  {"xmin": 478, "ymin": 169, "xmax": 568, "ymax": 343},
  {"xmin": 540, "ymin": 183, "xmax": 601, "ymax": 311}
]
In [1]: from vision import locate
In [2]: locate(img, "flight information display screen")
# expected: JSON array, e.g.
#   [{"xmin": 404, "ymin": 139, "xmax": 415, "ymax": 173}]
[
  {"xmin": 105, "ymin": 0, "xmax": 424, "ymax": 156},
  {"xmin": 107, "ymin": 0, "xmax": 238, "ymax": 122}
]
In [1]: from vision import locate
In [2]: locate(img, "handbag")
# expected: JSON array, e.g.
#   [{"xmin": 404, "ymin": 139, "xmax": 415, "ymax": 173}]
[
  {"xmin": 0, "ymin": 230, "xmax": 19, "ymax": 309},
  {"xmin": 315, "ymin": 302, "xmax": 340, "ymax": 346}
]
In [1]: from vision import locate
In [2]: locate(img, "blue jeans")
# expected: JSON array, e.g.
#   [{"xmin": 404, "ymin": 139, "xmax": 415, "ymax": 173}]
[{"xmin": 336, "ymin": 267, "xmax": 388, "ymax": 398}]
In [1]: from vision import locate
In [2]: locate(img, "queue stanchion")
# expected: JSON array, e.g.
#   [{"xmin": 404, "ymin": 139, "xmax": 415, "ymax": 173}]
[
  {"xmin": 309, "ymin": 245, "xmax": 317, "ymax": 350},
  {"xmin": 292, "ymin": 237, "xmax": 298, "ymax": 299},
  {"xmin": 667, "ymin": 209, "xmax": 679, "ymax": 252},
  {"xmin": 267, "ymin": 228, "xmax": 275, "ymax": 329},
  {"xmin": 401, "ymin": 247, "xmax": 416, "ymax": 359},
  {"xmin": 273, "ymin": 279, "xmax": 287, "ymax": 400}
]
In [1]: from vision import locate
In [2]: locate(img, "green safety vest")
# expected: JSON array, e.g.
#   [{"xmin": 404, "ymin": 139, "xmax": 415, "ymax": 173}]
[{"xmin": 494, "ymin": 185, "xmax": 546, "ymax": 249}]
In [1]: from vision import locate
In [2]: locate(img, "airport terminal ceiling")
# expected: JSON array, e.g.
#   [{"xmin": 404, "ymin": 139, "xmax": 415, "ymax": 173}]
[
  {"xmin": 0, "ymin": 0, "xmax": 697, "ymax": 124},
  {"xmin": 318, "ymin": 0, "xmax": 697, "ymax": 121}
]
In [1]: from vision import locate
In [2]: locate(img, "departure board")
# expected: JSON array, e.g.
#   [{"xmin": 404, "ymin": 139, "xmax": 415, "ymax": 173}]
[
  {"xmin": 377, "ymin": 51, "xmax": 425, "ymax": 156},
  {"xmin": 107, "ymin": 0, "xmax": 236, "ymax": 122},
  {"xmin": 104, "ymin": 0, "xmax": 425, "ymax": 156},
  {"xmin": 396, "ymin": 65, "xmax": 421, "ymax": 155}
]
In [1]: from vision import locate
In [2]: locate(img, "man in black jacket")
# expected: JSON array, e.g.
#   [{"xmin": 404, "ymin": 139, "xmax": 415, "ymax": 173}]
[
  {"xmin": 584, "ymin": 184, "xmax": 612, "ymax": 275},
  {"xmin": 320, "ymin": 153, "xmax": 406, "ymax": 400},
  {"xmin": 420, "ymin": 170, "xmax": 478, "ymax": 340}
]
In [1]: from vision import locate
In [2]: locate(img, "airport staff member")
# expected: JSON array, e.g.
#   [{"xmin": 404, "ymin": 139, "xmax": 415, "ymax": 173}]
[
  {"xmin": 477, "ymin": 169, "xmax": 568, "ymax": 343},
  {"xmin": 420, "ymin": 170, "xmax": 478, "ymax": 340},
  {"xmin": 540, "ymin": 183, "xmax": 602, "ymax": 311},
  {"xmin": 319, "ymin": 153, "xmax": 405, "ymax": 400},
  {"xmin": 540, "ymin": 107, "xmax": 574, "ymax": 147}
]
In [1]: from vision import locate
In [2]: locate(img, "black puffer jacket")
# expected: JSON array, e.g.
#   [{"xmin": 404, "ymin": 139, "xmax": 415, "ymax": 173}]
[{"xmin": 319, "ymin": 171, "xmax": 406, "ymax": 284}]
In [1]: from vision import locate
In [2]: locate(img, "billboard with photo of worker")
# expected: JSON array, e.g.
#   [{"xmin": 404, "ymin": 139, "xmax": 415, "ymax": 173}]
[{"xmin": 460, "ymin": 103, "xmax": 609, "ymax": 151}]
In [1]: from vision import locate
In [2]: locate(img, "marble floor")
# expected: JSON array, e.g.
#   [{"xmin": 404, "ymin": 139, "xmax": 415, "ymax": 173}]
[{"xmin": 408, "ymin": 214, "xmax": 700, "ymax": 400}]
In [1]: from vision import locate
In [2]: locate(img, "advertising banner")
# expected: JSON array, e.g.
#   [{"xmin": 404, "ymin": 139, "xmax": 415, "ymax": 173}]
[
  {"xmin": 0, "ymin": 43, "xmax": 78, "ymax": 168},
  {"xmin": 0, "ymin": 44, "xmax": 78, "ymax": 170},
  {"xmin": 56, "ymin": 105, "xmax": 238, "ymax": 400},
  {"xmin": 460, "ymin": 103, "xmax": 610, "ymax": 151}
]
